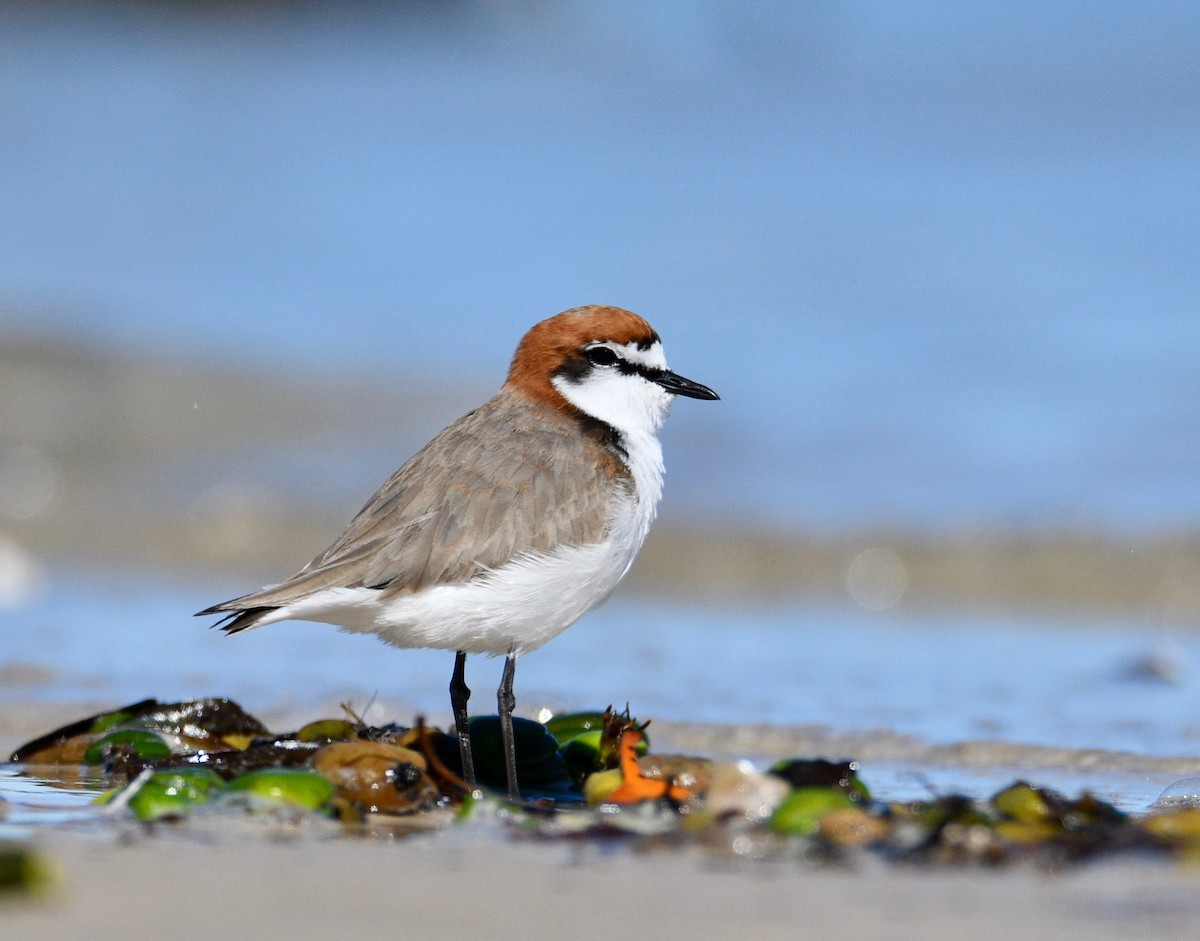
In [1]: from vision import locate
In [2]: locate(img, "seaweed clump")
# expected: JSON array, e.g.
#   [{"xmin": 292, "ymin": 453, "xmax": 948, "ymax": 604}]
[{"xmin": 6, "ymin": 697, "xmax": 1200, "ymax": 867}]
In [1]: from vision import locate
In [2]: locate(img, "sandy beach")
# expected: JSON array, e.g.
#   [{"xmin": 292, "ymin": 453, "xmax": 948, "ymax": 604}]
[{"xmin": 3, "ymin": 829, "xmax": 1199, "ymax": 941}]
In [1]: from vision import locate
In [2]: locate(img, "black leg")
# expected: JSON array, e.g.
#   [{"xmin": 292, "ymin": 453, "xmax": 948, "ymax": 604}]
[
  {"xmin": 497, "ymin": 652, "xmax": 519, "ymax": 801},
  {"xmin": 450, "ymin": 650, "xmax": 477, "ymax": 789}
]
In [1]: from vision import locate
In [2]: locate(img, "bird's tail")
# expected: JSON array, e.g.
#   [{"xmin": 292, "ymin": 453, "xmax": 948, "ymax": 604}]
[{"xmin": 194, "ymin": 602, "xmax": 277, "ymax": 634}]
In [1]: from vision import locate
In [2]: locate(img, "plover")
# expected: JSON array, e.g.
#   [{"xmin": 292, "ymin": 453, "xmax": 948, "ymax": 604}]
[{"xmin": 198, "ymin": 305, "xmax": 718, "ymax": 799}]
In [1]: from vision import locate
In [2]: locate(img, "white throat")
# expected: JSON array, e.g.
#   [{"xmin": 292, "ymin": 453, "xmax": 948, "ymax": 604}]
[
  {"xmin": 550, "ymin": 340, "xmax": 673, "ymax": 437},
  {"xmin": 550, "ymin": 338, "xmax": 671, "ymax": 543}
]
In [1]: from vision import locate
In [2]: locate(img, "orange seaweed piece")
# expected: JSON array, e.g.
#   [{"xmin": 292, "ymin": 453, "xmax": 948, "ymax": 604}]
[{"xmin": 604, "ymin": 729, "xmax": 693, "ymax": 804}]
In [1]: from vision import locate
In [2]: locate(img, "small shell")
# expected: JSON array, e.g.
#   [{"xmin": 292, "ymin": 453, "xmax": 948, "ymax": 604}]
[
  {"xmin": 704, "ymin": 762, "xmax": 790, "ymax": 822},
  {"xmin": 636, "ymin": 754, "xmax": 712, "ymax": 795},
  {"xmin": 312, "ymin": 741, "xmax": 437, "ymax": 814}
]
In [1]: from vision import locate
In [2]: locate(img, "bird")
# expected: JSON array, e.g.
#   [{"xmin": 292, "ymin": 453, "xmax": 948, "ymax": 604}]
[{"xmin": 197, "ymin": 305, "xmax": 719, "ymax": 799}]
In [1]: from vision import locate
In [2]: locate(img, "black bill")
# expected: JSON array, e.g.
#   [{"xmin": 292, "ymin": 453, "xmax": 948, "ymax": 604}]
[{"xmin": 650, "ymin": 369, "xmax": 720, "ymax": 400}]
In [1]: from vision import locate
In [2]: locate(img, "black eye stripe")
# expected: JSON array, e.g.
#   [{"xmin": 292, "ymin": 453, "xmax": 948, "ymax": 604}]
[
  {"xmin": 593, "ymin": 349, "xmax": 662, "ymax": 380},
  {"xmin": 618, "ymin": 359, "xmax": 664, "ymax": 382},
  {"xmin": 585, "ymin": 344, "xmax": 661, "ymax": 371},
  {"xmin": 555, "ymin": 345, "xmax": 665, "ymax": 385}
]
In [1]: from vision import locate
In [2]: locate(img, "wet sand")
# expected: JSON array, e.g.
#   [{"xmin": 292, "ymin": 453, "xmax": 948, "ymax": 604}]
[{"xmin": 6, "ymin": 831, "xmax": 1200, "ymax": 941}]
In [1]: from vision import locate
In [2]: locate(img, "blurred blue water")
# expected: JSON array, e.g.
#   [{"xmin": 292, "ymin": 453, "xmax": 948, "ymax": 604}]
[
  {"xmin": 2, "ymin": 3, "xmax": 1200, "ymax": 530},
  {"xmin": 4, "ymin": 571, "xmax": 1200, "ymax": 759}
]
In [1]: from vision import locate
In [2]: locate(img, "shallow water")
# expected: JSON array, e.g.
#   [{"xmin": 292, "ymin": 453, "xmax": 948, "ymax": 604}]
[
  {"xmin": 0, "ymin": 765, "xmax": 108, "ymax": 841},
  {"xmin": 4, "ymin": 571, "xmax": 1199, "ymax": 762}
]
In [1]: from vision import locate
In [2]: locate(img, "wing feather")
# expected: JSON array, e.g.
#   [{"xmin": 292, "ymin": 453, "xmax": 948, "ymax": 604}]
[{"xmin": 200, "ymin": 388, "xmax": 629, "ymax": 619}]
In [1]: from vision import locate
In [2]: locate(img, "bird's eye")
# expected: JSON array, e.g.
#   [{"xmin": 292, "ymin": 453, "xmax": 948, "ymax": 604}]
[{"xmin": 585, "ymin": 346, "xmax": 619, "ymax": 367}]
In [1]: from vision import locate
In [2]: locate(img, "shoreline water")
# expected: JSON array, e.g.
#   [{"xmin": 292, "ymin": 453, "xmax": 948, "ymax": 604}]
[{"xmin": 3, "ymin": 699, "xmax": 1197, "ymax": 811}]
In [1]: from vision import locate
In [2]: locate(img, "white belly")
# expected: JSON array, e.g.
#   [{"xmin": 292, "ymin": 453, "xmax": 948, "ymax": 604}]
[{"xmin": 258, "ymin": 491, "xmax": 653, "ymax": 656}]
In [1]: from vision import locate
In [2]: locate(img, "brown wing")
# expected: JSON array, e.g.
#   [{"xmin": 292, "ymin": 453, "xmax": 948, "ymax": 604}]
[{"xmin": 200, "ymin": 388, "xmax": 629, "ymax": 619}]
